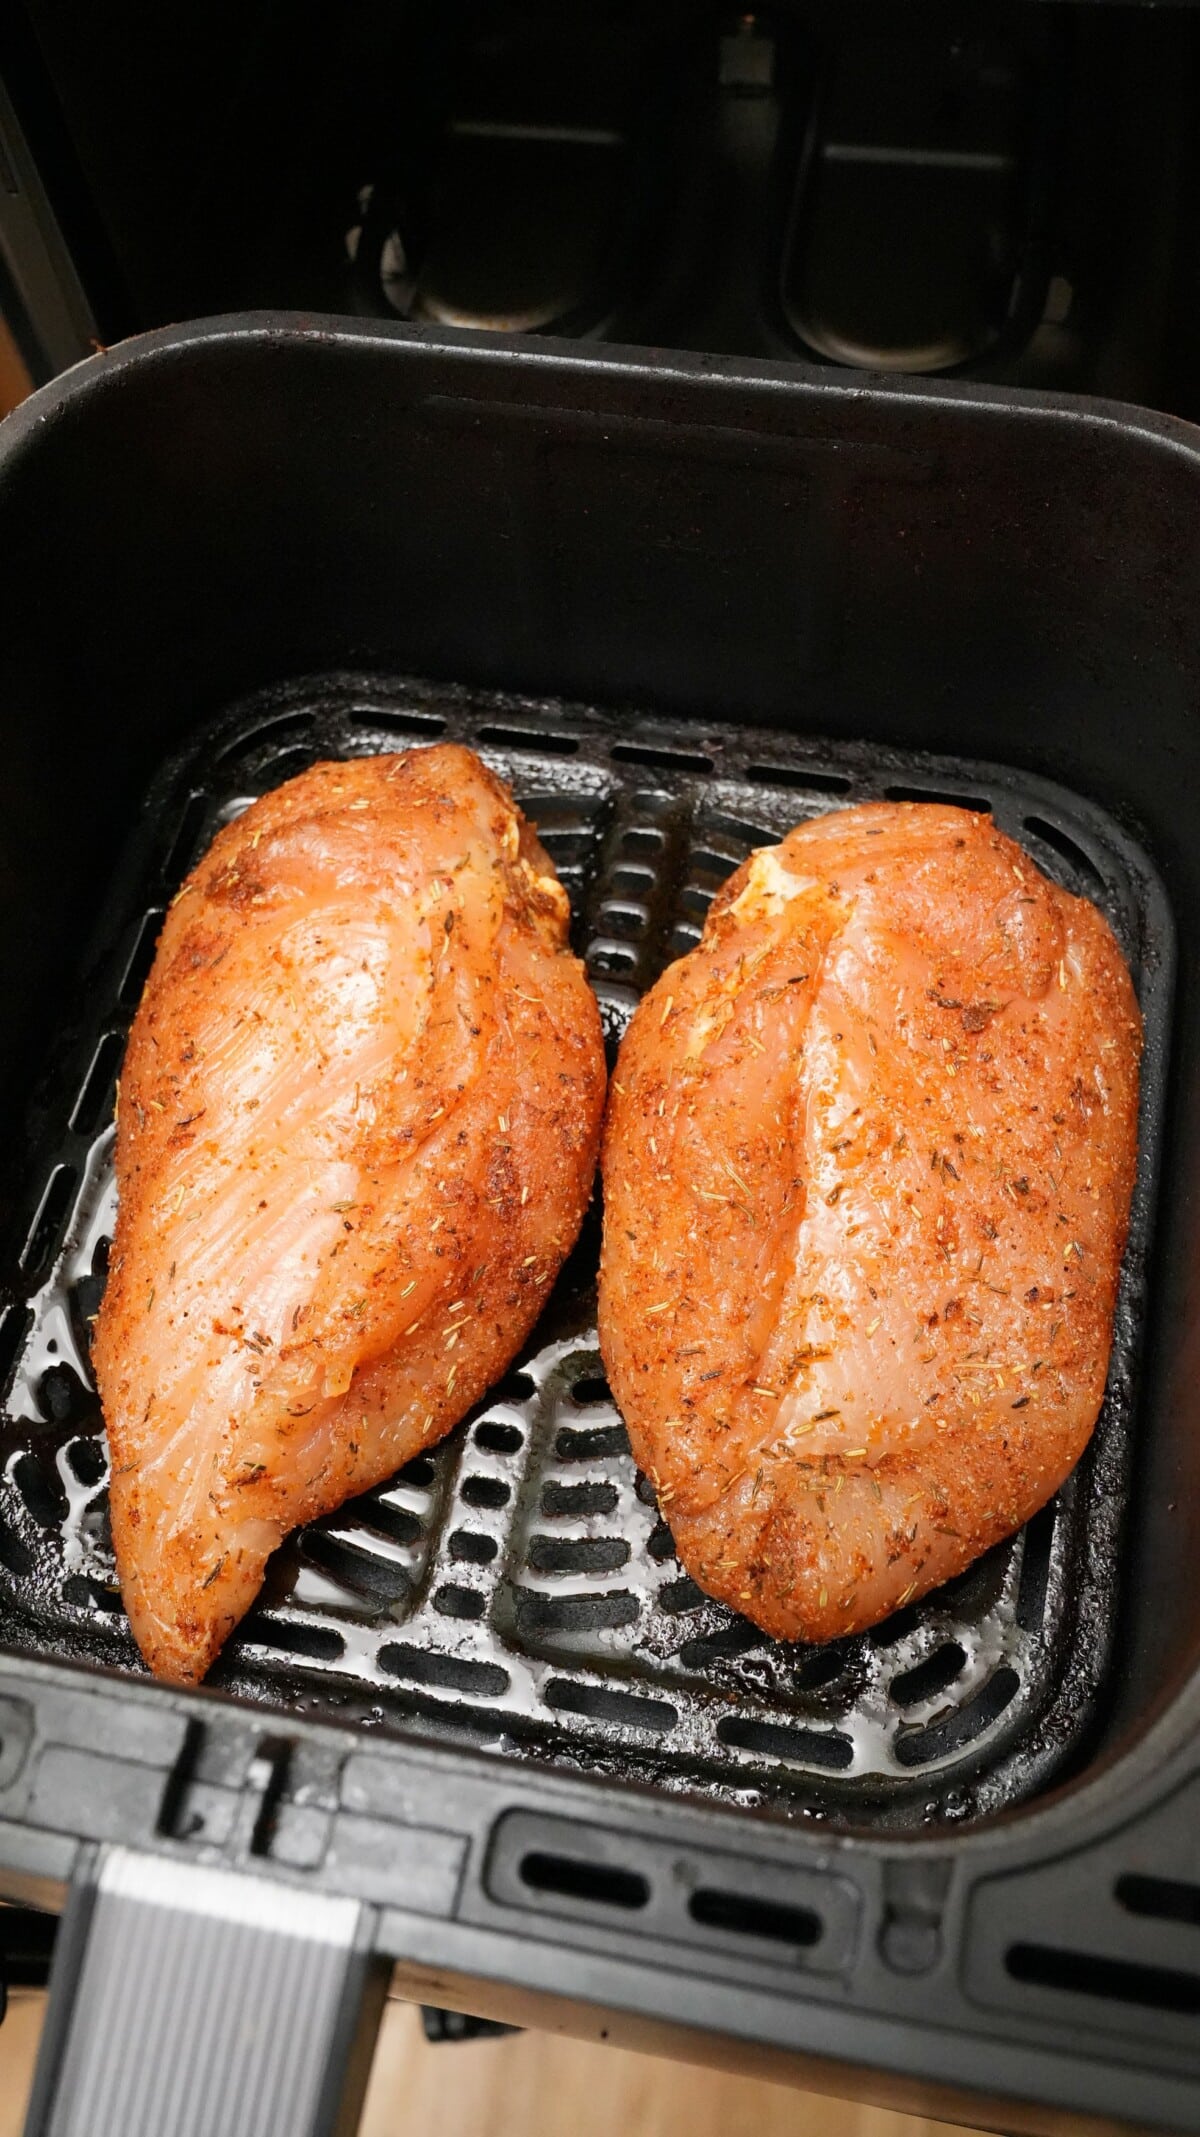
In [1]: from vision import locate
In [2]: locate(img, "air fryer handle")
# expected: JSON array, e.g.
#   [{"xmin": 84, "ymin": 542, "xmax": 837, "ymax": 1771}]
[{"xmin": 22, "ymin": 1847, "xmax": 386, "ymax": 2137}]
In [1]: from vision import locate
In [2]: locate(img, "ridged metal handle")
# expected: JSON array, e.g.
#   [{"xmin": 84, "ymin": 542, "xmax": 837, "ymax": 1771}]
[{"xmin": 23, "ymin": 1849, "xmax": 385, "ymax": 2137}]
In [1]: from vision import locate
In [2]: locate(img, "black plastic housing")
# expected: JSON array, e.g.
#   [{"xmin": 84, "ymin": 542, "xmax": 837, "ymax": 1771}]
[{"xmin": 0, "ymin": 320, "xmax": 1199, "ymax": 2134}]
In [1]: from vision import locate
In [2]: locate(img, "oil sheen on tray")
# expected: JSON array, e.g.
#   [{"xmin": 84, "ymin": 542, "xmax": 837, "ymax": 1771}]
[
  {"xmin": 92, "ymin": 745, "xmax": 606, "ymax": 1683},
  {"xmin": 599, "ymin": 802, "xmax": 1142, "ymax": 1644}
]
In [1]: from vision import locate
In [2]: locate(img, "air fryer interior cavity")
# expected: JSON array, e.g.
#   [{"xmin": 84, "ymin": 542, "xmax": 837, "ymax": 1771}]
[{"xmin": 13, "ymin": 1, "xmax": 1200, "ymax": 416}]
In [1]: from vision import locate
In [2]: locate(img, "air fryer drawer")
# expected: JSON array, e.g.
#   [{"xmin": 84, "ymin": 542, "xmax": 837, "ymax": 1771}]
[{"xmin": 0, "ymin": 321, "xmax": 1198, "ymax": 2136}]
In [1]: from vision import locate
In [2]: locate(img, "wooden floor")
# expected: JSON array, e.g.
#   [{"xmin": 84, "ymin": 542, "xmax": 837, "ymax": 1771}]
[
  {"xmin": 360, "ymin": 2007, "xmax": 991, "ymax": 2137},
  {"xmin": 0, "ymin": 1992, "xmax": 988, "ymax": 2137}
]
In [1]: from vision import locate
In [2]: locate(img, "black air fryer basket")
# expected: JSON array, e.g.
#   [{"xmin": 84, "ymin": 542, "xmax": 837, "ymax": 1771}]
[{"xmin": 0, "ymin": 321, "xmax": 1198, "ymax": 2137}]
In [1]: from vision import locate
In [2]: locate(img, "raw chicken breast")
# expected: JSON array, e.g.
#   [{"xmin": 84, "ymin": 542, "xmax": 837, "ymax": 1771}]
[
  {"xmin": 94, "ymin": 745, "xmax": 605, "ymax": 1683},
  {"xmin": 599, "ymin": 803, "xmax": 1142, "ymax": 1643}
]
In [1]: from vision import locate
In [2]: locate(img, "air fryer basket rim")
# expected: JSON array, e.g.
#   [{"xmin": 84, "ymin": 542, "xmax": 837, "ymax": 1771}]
[
  {"xmin": 13, "ymin": 304, "xmax": 1200, "ymax": 454},
  {"xmin": 2, "ymin": 317, "xmax": 1200, "ymax": 2136}
]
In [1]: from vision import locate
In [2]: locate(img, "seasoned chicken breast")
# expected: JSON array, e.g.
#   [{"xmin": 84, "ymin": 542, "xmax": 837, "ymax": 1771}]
[
  {"xmin": 94, "ymin": 745, "xmax": 605, "ymax": 1683},
  {"xmin": 599, "ymin": 803, "xmax": 1141, "ymax": 1643}
]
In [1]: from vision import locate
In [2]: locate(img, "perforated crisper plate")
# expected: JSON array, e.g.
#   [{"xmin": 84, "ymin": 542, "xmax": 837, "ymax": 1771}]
[{"xmin": 0, "ymin": 677, "xmax": 1173, "ymax": 1829}]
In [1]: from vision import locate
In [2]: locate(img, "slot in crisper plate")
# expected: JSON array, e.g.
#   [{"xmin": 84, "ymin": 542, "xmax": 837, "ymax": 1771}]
[{"xmin": 0, "ymin": 677, "xmax": 1173, "ymax": 1830}]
